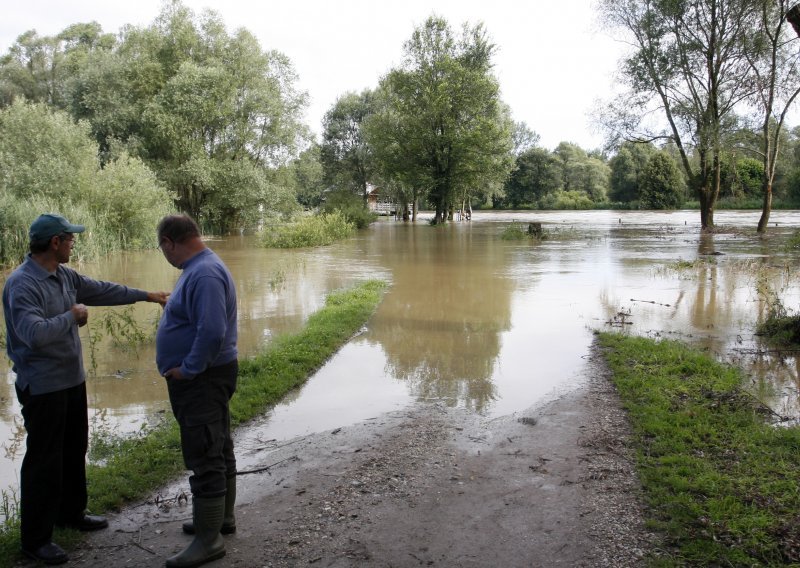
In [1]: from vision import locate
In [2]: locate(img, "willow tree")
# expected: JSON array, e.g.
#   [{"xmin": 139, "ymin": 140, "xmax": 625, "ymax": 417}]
[
  {"xmin": 367, "ymin": 16, "xmax": 513, "ymax": 224},
  {"xmin": 600, "ymin": 0, "xmax": 758, "ymax": 230},
  {"xmin": 748, "ymin": 0, "xmax": 800, "ymax": 232}
]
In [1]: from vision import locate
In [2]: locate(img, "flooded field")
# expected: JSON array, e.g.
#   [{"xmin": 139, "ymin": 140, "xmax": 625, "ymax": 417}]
[{"xmin": 2, "ymin": 209, "xmax": 800, "ymax": 495}]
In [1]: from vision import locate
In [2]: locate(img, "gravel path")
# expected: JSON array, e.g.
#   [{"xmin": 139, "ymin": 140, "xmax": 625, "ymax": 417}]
[{"xmin": 53, "ymin": 343, "xmax": 659, "ymax": 568}]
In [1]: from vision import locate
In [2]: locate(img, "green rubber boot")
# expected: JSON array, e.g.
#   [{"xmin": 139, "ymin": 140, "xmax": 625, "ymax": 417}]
[
  {"xmin": 182, "ymin": 478, "xmax": 236, "ymax": 535},
  {"xmin": 166, "ymin": 496, "xmax": 226, "ymax": 568}
]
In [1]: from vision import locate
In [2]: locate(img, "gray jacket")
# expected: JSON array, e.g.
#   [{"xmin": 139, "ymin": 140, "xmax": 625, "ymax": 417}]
[{"xmin": 3, "ymin": 255, "xmax": 147, "ymax": 395}]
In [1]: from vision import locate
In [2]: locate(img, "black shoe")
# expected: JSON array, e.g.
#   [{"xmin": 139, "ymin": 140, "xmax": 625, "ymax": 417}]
[
  {"xmin": 21, "ymin": 542, "xmax": 69, "ymax": 565},
  {"xmin": 57, "ymin": 514, "xmax": 109, "ymax": 531}
]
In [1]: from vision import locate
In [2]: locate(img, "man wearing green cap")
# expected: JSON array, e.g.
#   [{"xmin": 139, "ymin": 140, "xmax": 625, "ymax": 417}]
[{"xmin": 2, "ymin": 213, "xmax": 169, "ymax": 565}]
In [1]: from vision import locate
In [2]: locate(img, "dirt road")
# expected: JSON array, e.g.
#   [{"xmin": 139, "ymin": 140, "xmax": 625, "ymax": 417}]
[{"xmin": 59, "ymin": 346, "xmax": 656, "ymax": 567}]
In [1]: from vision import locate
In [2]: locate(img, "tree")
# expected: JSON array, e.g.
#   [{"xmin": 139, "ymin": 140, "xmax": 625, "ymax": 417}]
[
  {"xmin": 367, "ymin": 16, "xmax": 513, "ymax": 224},
  {"xmin": 553, "ymin": 142, "xmax": 610, "ymax": 202},
  {"xmin": 600, "ymin": 0, "xmax": 758, "ymax": 229},
  {"xmin": 0, "ymin": 100, "xmax": 173, "ymax": 264},
  {"xmin": 282, "ymin": 144, "xmax": 325, "ymax": 209},
  {"xmin": 321, "ymin": 90, "xmax": 378, "ymax": 202},
  {"xmin": 503, "ymin": 147, "xmax": 561, "ymax": 208},
  {"xmin": 608, "ymin": 141, "xmax": 657, "ymax": 202},
  {"xmin": 746, "ymin": 0, "xmax": 800, "ymax": 232},
  {"xmin": 511, "ymin": 121, "xmax": 540, "ymax": 156},
  {"xmin": 0, "ymin": 23, "xmax": 115, "ymax": 109},
  {"xmin": 720, "ymin": 155, "xmax": 763, "ymax": 198},
  {"xmin": 111, "ymin": 3, "xmax": 308, "ymax": 230},
  {"xmin": 639, "ymin": 151, "xmax": 684, "ymax": 209}
]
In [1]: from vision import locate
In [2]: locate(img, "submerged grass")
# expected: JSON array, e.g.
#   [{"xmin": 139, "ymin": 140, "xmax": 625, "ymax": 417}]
[
  {"xmin": 596, "ymin": 332, "xmax": 800, "ymax": 566},
  {"xmin": 0, "ymin": 280, "xmax": 387, "ymax": 566}
]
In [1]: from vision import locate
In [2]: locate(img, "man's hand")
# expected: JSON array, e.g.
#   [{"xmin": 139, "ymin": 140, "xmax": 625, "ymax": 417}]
[
  {"xmin": 163, "ymin": 367, "xmax": 187, "ymax": 380},
  {"xmin": 147, "ymin": 291, "xmax": 170, "ymax": 307},
  {"xmin": 70, "ymin": 304, "xmax": 88, "ymax": 327}
]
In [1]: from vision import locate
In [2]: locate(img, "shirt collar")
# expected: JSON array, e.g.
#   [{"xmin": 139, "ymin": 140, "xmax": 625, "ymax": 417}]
[
  {"xmin": 22, "ymin": 254, "xmax": 59, "ymax": 280},
  {"xmin": 179, "ymin": 247, "xmax": 211, "ymax": 270}
]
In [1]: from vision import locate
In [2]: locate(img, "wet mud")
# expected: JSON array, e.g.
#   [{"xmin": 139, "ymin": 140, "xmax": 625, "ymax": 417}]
[{"xmin": 51, "ymin": 344, "xmax": 658, "ymax": 568}]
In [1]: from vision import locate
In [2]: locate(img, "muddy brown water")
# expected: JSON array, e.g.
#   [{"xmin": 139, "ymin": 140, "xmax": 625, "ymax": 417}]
[{"xmin": 2, "ymin": 209, "xmax": 800, "ymax": 498}]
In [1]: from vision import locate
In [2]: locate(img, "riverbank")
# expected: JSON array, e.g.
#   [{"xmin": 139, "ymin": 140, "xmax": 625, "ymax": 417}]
[
  {"xmin": 598, "ymin": 332, "xmax": 800, "ymax": 565},
  {"xmin": 52, "ymin": 340, "xmax": 658, "ymax": 567},
  {"xmin": 46, "ymin": 332, "xmax": 800, "ymax": 567}
]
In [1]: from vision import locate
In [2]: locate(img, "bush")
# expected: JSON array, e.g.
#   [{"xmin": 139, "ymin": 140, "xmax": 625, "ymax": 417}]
[
  {"xmin": 639, "ymin": 152, "xmax": 684, "ymax": 209},
  {"xmin": 539, "ymin": 190, "xmax": 595, "ymax": 210},
  {"xmin": 262, "ymin": 211, "xmax": 356, "ymax": 248},
  {"xmin": 500, "ymin": 225, "xmax": 526, "ymax": 240},
  {"xmin": 500, "ymin": 223, "xmax": 549, "ymax": 241},
  {"xmin": 321, "ymin": 189, "xmax": 376, "ymax": 229},
  {"xmin": 0, "ymin": 101, "xmax": 175, "ymax": 268},
  {"xmin": 756, "ymin": 315, "xmax": 800, "ymax": 345}
]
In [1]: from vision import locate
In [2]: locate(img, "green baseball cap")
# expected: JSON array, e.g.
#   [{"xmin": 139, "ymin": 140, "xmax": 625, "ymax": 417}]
[{"xmin": 29, "ymin": 214, "xmax": 86, "ymax": 241}]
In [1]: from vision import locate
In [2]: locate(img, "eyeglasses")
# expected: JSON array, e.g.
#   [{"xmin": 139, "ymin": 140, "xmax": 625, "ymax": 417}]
[{"xmin": 58, "ymin": 233, "xmax": 75, "ymax": 243}]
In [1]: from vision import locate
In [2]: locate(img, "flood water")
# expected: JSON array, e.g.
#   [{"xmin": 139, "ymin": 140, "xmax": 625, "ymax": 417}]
[{"xmin": 3, "ymin": 209, "xmax": 800, "ymax": 495}]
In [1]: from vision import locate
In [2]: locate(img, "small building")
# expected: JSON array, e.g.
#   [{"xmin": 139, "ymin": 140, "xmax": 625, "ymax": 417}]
[{"xmin": 366, "ymin": 185, "xmax": 396, "ymax": 216}]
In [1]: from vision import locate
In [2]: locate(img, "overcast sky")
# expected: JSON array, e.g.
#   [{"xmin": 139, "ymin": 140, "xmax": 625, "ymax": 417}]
[{"xmin": 0, "ymin": 0, "xmax": 627, "ymax": 150}]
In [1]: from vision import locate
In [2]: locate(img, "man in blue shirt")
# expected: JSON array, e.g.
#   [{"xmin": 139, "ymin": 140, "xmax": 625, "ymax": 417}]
[
  {"xmin": 3, "ymin": 213, "xmax": 168, "ymax": 565},
  {"xmin": 155, "ymin": 214, "xmax": 238, "ymax": 568}
]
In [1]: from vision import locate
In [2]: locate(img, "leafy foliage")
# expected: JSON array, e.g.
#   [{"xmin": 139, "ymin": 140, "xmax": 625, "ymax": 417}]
[
  {"xmin": 279, "ymin": 144, "xmax": 325, "ymax": 209},
  {"xmin": 367, "ymin": 16, "xmax": 513, "ymax": 223},
  {"xmin": 539, "ymin": 190, "xmax": 595, "ymax": 210},
  {"xmin": 502, "ymin": 147, "xmax": 561, "ymax": 208},
  {"xmin": 639, "ymin": 152, "xmax": 684, "ymax": 209},
  {"xmin": 0, "ymin": 101, "xmax": 174, "ymax": 267},
  {"xmin": 608, "ymin": 141, "xmax": 657, "ymax": 203},
  {"xmin": 320, "ymin": 189, "xmax": 376, "ymax": 229},
  {"xmin": 262, "ymin": 211, "xmax": 356, "ymax": 248},
  {"xmin": 321, "ymin": 90, "xmax": 378, "ymax": 200},
  {"xmin": 0, "ymin": 2, "xmax": 310, "ymax": 232}
]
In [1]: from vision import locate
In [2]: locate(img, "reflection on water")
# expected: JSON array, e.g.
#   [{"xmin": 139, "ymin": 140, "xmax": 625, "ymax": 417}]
[{"xmin": 3, "ymin": 209, "xmax": 800, "ymax": 493}]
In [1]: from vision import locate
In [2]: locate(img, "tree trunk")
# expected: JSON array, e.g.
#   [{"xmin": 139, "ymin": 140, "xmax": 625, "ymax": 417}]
[{"xmin": 757, "ymin": 182, "xmax": 772, "ymax": 233}]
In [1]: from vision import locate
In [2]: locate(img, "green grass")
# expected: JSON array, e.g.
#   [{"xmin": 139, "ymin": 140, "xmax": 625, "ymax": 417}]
[
  {"xmin": 499, "ymin": 223, "xmax": 549, "ymax": 241},
  {"xmin": 262, "ymin": 211, "xmax": 356, "ymax": 248},
  {"xmin": 0, "ymin": 279, "xmax": 387, "ymax": 566},
  {"xmin": 596, "ymin": 332, "xmax": 800, "ymax": 566},
  {"xmin": 499, "ymin": 224, "xmax": 527, "ymax": 240},
  {"xmin": 756, "ymin": 315, "xmax": 800, "ymax": 346}
]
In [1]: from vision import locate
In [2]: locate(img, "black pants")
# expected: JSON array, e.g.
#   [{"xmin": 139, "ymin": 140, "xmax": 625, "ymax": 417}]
[
  {"xmin": 167, "ymin": 360, "xmax": 237, "ymax": 497},
  {"xmin": 15, "ymin": 382, "xmax": 89, "ymax": 550}
]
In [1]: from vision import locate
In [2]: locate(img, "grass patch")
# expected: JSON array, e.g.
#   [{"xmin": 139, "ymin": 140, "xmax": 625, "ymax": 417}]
[
  {"xmin": 756, "ymin": 315, "xmax": 800, "ymax": 346},
  {"xmin": 0, "ymin": 280, "xmax": 387, "ymax": 566},
  {"xmin": 262, "ymin": 211, "xmax": 356, "ymax": 248},
  {"xmin": 499, "ymin": 223, "xmax": 549, "ymax": 241},
  {"xmin": 500, "ymin": 224, "xmax": 527, "ymax": 240},
  {"xmin": 596, "ymin": 332, "xmax": 800, "ymax": 566}
]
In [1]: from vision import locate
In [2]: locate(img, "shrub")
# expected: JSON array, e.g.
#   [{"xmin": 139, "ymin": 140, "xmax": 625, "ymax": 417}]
[
  {"xmin": 321, "ymin": 189, "xmax": 376, "ymax": 229},
  {"xmin": 500, "ymin": 225, "xmax": 526, "ymax": 240},
  {"xmin": 262, "ymin": 211, "xmax": 356, "ymax": 248},
  {"xmin": 539, "ymin": 190, "xmax": 595, "ymax": 210},
  {"xmin": 639, "ymin": 152, "xmax": 684, "ymax": 209}
]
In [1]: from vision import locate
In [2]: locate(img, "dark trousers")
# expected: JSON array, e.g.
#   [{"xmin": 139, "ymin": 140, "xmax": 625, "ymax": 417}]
[
  {"xmin": 167, "ymin": 360, "xmax": 237, "ymax": 497},
  {"xmin": 15, "ymin": 382, "xmax": 89, "ymax": 550}
]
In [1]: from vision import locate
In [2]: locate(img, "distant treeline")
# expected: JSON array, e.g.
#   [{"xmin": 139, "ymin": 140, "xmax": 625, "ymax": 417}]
[{"xmin": 3, "ymin": 0, "xmax": 799, "ymax": 260}]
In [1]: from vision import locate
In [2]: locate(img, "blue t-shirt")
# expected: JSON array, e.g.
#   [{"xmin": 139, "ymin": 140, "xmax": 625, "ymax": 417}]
[{"xmin": 156, "ymin": 248, "xmax": 237, "ymax": 378}]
